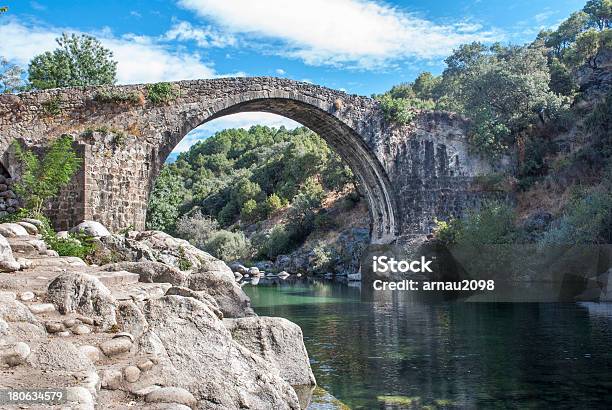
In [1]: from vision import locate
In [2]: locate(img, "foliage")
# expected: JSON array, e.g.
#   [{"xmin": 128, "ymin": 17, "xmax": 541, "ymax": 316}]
[
  {"xmin": 539, "ymin": 166, "xmax": 612, "ymax": 245},
  {"xmin": 146, "ymin": 82, "xmax": 179, "ymax": 105},
  {"xmin": 12, "ymin": 135, "xmax": 82, "ymax": 214},
  {"xmin": 311, "ymin": 244, "xmax": 333, "ymax": 273},
  {"xmin": 174, "ymin": 211, "xmax": 219, "ymax": 249},
  {"xmin": 203, "ymin": 230, "xmax": 251, "ymax": 261},
  {"xmin": 0, "ymin": 57, "xmax": 25, "ymax": 93},
  {"xmin": 565, "ymin": 28, "xmax": 612, "ymax": 68},
  {"xmin": 42, "ymin": 96, "xmax": 62, "ymax": 116},
  {"xmin": 375, "ymin": 93, "xmax": 435, "ymax": 125},
  {"xmin": 583, "ymin": 0, "xmax": 612, "ymax": 30},
  {"xmin": 45, "ymin": 232, "xmax": 96, "ymax": 259},
  {"xmin": 434, "ymin": 202, "xmax": 518, "ymax": 246},
  {"xmin": 256, "ymin": 225, "xmax": 293, "ymax": 259},
  {"xmin": 94, "ymin": 89, "xmax": 143, "ymax": 105},
  {"xmin": 264, "ymin": 193, "xmax": 282, "ymax": 215},
  {"xmin": 145, "ymin": 166, "xmax": 188, "ymax": 232},
  {"xmin": 28, "ymin": 33, "xmax": 117, "ymax": 89}
]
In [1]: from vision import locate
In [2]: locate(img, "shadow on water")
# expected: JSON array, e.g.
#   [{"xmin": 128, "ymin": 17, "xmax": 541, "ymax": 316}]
[{"xmin": 244, "ymin": 278, "xmax": 612, "ymax": 409}]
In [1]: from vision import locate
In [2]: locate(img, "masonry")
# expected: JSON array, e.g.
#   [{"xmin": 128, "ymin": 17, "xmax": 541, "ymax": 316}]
[{"xmin": 0, "ymin": 77, "xmax": 503, "ymax": 243}]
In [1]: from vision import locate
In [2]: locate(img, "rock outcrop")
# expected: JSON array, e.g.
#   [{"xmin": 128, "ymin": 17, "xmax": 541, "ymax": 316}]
[{"xmin": 0, "ymin": 219, "xmax": 315, "ymax": 409}]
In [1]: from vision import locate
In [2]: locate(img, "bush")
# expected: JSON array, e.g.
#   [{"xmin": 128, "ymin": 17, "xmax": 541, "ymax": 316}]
[
  {"xmin": 311, "ymin": 244, "xmax": 334, "ymax": 273},
  {"xmin": 264, "ymin": 193, "xmax": 282, "ymax": 215},
  {"xmin": 45, "ymin": 233, "xmax": 96, "ymax": 259},
  {"xmin": 539, "ymin": 171, "xmax": 612, "ymax": 245},
  {"xmin": 258, "ymin": 225, "xmax": 293, "ymax": 259},
  {"xmin": 12, "ymin": 134, "xmax": 82, "ymax": 214},
  {"xmin": 146, "ymin": 82, "xmax": 179, "ymax": 105},
  {"xmin": 94, "ymin": 89, "xmax": 142, "ymax": 105},
  {"xmin": 376, "ymin": 94, "xmax": 434, "ymax": 125},
  {"xmin": 240, "ymin": 199, "xmax": 258, "ymax": 222},
  {"xmin": 175, "ymin": 211, "xmax": 219, "ymax": 248},
  {"xmin": 203, "ymin": 230, "xmax": 251, "ymax": 261}
]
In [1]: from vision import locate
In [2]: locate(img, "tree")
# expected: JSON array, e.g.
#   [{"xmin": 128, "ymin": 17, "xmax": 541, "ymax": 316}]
[
  {"xmin": 28, "ymin": 33, "xmax": 117, "ymax": 89},
  {"xmin": 412, "ymin": 72, "xmax": 440, "ymax": 100},
  {"xmin": 0, "ymin": 58, "xmax": 25, "ymax": 93},
  {"xmin": 12, "ymin": 135, "xmax": 82, "ymax": 215},
  {"xmin": 583, "ymin": 0, "xmax": 612, "ymax": 30},
  {"xmin": 566, "ymin": 29, "xmax": 612, "ymax": 68}
]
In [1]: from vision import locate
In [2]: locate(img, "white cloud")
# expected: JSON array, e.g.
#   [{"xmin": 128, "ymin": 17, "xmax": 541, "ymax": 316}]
[
  {"xmin": 163, "ymin": 20, "xmax": 237, "ymax": 48},
  {"xmin": 177, "ymin": 0, "xmax": 502, "ymax": 69},
  {"xmin": 0, "ymin": 19, "xmax": 232, "ymax": 84},
  {"xmin": 172, "ymin": 112, "xmax": 300, "ymax": 153},
  {"xmin": 275, "ymin": 68, "xmax": 285, "ymax": 75},
  {"xmin": 534, "ymin": 10, "xmax": 554, "ymax": 24}
]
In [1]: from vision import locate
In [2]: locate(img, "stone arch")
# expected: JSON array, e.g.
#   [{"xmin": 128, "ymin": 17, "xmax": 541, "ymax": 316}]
[{"xmin": 155, "ymin": 94, "xmax": 399, "ymax": 244}]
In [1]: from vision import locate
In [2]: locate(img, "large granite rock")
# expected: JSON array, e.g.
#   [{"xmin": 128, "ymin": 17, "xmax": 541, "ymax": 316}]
[
  {"xmin": 0, "ymin": 232, "xmax": 20, "ymax": 272},
  {"xmin": 138, "ymin": 296, "xmax": 301, "ymax": 409},
  {"xmin": 46, "ymin": 273, "xmax": 117, "ymax": 329},
  {"xmin": 224, "ymin": 316, "xmax": 316, "ymax": 387},
  {"xmin": 70, "ymin": 220, "xmax": 111, "ymax": 237}
]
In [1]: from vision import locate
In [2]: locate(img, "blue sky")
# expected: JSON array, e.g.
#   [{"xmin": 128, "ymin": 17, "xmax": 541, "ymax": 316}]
[{"xmin": 0, "ymin": 0, "xmax": 586, "ymax": 157}]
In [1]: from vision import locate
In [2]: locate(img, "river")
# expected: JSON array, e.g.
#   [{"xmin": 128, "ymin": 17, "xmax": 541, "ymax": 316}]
[{"xmin": 244, "ymin": 278, "xmax": 612, "ymax": 409}]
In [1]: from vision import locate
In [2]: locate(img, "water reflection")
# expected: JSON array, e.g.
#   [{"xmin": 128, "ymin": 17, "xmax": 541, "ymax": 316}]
[{"xmin": 244, "ymin": 279, "xmax": 612, "ymax": 409}]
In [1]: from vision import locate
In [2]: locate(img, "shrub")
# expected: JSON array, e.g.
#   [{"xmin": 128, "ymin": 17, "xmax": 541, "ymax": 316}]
[
  {"xmin": 45, "ymin": 232, "xmax": 96, "ymax": 259},
  {"xmin": 311, "ymin": 244, "xmax": 334, "ymax": 273},
  {"xmin": 258, "ymin": 225, "xmax": 293, "ymax": 259},
  {"xmin": 42, "ymin": 96, "xmax": 62, "ymax": 116},
  {"xmin": 12, "ymin": 135, "xmax": 82, "ymax": 214},
  {"xmin": 175, "ymin": 211, "xmax": 219, "ymax": 248},
  {"xmin": 240, "ymin": 199, "xmax": 258, "ymax": 222},
  {"xmin": 376, "ymin": 94, "xmax": 434, "ymax": 125},
  {"xmin": 204, "ymin": 230, "xmax": 251, "ymax": 261},
  {"xmin": 264, "ymin": 193, "xmax": 282, "ymax": 215},
  {"xmin": 146, "ymin": 82, "xmax": 179, "ymax": 105},
  {"xmin": 94, "ymin": 89, "xmax": 142, "ymax": 105}
]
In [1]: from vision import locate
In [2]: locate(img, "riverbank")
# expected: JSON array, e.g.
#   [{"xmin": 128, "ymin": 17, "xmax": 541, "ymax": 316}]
[{"xmin": 0, "ymin": 219, "xmax": 316, "ymax": 409}]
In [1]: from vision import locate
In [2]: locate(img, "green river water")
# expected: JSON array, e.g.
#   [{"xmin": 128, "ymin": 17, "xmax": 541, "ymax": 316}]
[{"xmin": 244, "ymin": 278, "xmax": 612, "ymax": 409}]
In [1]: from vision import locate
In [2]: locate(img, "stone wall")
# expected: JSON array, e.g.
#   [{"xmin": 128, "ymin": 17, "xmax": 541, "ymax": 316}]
[{"xmin": 0, "ymin": 77, "xmax": 503, "ymax": 240}]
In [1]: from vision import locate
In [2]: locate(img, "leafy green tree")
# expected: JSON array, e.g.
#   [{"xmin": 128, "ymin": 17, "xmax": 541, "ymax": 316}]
[
  {"xmin": 203, "ymin": 230, "xmax": 251, "ymax": 261},
  {"xmin": 412, "ymin": 72, "xmax": 440, "ymax": 100},
  {"xmin": 28, "ymin": 33, "xmax": 117, "ymax": 89},
  {"xmin": 565, "ymin": 28, "xmax": 612, "ymax": 68},
  {"xmin": 12, "ymin": 135, "xmax": 82, "ymax": 215},
  {"xmin": 146, "ymin": 167, "xmax": 187, "ymax": 232},
  {"xmin": 240, "ymin": 199, "xmax": 258, "ymax": 222},
  {"xmin": 544, "ymin": 12, "xmax": 590, "ymax": 57},
  {"xmin": 264, "ymin": 193, "xmax": 282, "ymax": 214},
  {"xmin": 583, "ymin": 0, "xmax": 612, "ymax": 30}
]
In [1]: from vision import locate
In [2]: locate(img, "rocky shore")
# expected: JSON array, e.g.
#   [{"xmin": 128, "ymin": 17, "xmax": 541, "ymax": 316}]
[{"xmin": 0, "ymin": 219, "xmax": 316, "ymax": 409}]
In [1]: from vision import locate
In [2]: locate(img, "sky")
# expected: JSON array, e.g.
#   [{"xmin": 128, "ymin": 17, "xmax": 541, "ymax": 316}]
[{"xmin": 0, "ymin": 0, "xmax": 587, "ymax": 158}]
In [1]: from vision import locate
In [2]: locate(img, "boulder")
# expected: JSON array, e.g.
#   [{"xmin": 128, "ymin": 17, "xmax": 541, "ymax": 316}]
[
  {"xmin": 139, "ymin": 296, "xmax": 300, "ymax": 409},
  {"xmin": 102, "ymin": 261, "xmax": 188, "ymax": 286},
  {"xmin": 0, "ymin": 223, "xmax": 28, "ymax": 237},
  {"xmin": 47, "ymin": 273, "xmax": 117, "ymax": 329},
  {"xmin": 17, "ymin": 221, "xmax": 38, "ymax": 235},
  {"xmin": 99, "ymin": 337, "xmax": 132, "ymax": 357},
  {"xmin": 145, "ymin": 387, "xmax": 196, "ymax": 407},
  {"xmin": 224, "ymin": 316, "xmax": 316, "ymax": 386},
  {"xmin": 187, "ymin": 271, "xmax": 255, "ymax": 318},
  {"xmin": 1, "ymin": 341, "xmax": 31, "ymax": 366},
  {"xmin": 70, "ymin": 220, "xmax": 111, "ymax": 237},
  {"xmin": 0, "ymin": 232, "xmax": 19, "ymax": 272}
]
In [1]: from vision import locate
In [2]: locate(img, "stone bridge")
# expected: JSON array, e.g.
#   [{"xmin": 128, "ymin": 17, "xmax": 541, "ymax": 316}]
[{"xmin": 0, "ymin": 77, "xmax": 499, "ymax": 243}]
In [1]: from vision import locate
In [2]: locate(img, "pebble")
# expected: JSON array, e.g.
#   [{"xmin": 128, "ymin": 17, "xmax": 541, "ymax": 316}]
[
  {"xmin": 77, "ymin": 316, "xmax": 95, "ymax": 325},
  {"xmin": 137, "ymin": 359, "xmax": 154, "ymax": 371},
  {"xmin": 72, "ymin": 324, "xmax": 91, "ymax": 335},
  {"xmin": 19, "ymin": 291, "xmax": 35, "ymax": 302},
  {"xmin": 28, "ymin": 303, "xmax": 55, "ymax": 314},
  {"xmin": 78, "ymin": 345, "xmax": 102, "ymax": 363},
  {"xmin": 2, "ymin": 342, "xmax": 30, "ymax": 366},
  {"xmin": 124, "ymin": 365, "xmax": 141, "ymax": 383},
  {"xmin": 63, "ymin": 318, "xmax": 78, "ymax": 328},
  {"xmin": 57, "ymin": 331, "xmax": 72, "ymax": 337},
  {"xmin": 100, "ymin": 338, "xmax": 132, "ymax": 356},
  {"xmin": 145, "ymin": 387, "xmax": 197, "ymax": 407},
  {"xmin": 100, "ymin": 369, "xmax": 123, "ymax": 390},
  {"xmin": 45, "ymin": 322, "xmax": 65, "ymax": 334}
]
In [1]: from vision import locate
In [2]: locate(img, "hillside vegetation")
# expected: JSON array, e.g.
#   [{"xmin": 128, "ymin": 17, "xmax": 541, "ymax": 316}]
[{"xmin": 146, "ymin": 126, "xmax": 364, "ymax": 268}]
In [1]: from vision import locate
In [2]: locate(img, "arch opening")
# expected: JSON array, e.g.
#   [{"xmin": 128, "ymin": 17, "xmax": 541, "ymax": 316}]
[{"xmin": 156, "ymin": 97, "xmax": 399, "ymax": 244}]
